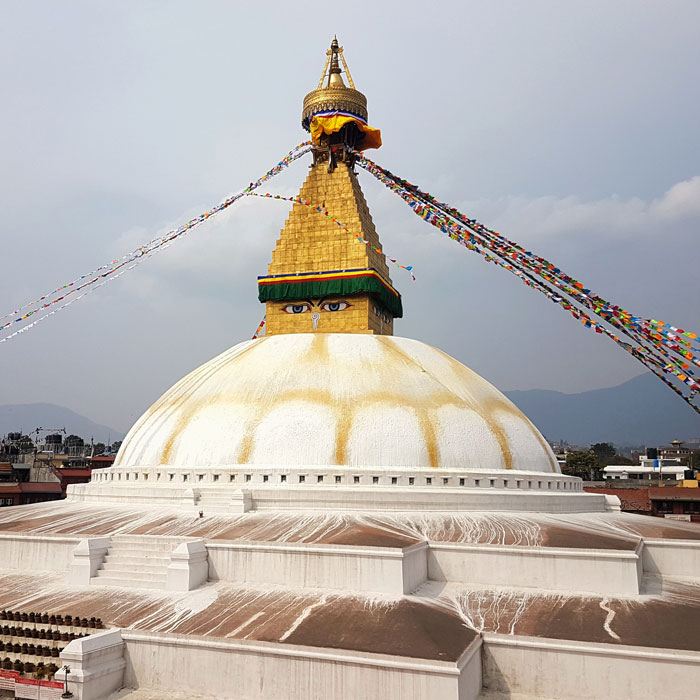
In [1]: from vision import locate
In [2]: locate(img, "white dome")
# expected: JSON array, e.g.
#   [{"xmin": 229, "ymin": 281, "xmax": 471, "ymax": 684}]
[{"xmin": 116, "ymin": 334, "xmax": 559, "ymax": 474}]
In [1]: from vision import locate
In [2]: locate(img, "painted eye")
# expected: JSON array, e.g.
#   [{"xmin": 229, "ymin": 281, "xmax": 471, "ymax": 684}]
[
  {"xmin": 321, "ymin": 301, "xmax": 350, "ymax": 312},
  {"xmin": 281, "ymin": 304, "xmax": 310, "ymax": 314}
]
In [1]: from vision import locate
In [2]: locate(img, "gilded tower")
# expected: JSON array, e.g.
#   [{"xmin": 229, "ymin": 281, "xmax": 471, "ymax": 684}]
[{"xmin": 257, "ymin": 38, "xmax": 402, "ymax": 336}]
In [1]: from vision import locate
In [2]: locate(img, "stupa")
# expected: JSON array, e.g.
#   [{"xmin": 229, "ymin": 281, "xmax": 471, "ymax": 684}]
[{"xmin": 0, "ymin": 39, "xmax": 699, "ymax": 700}]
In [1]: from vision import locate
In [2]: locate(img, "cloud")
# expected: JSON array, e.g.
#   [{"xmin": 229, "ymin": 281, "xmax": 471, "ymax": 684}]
[
  {"xmin": 652, "ymin": 176, "xmax": 700, "ymax": 221},
  {"xmin": 93, "ymin": 171, "xmax": 700, "ymax": 332},
  {"xmin": 443, "ymin": 175, "xmax": 700, "ymax": 245}
]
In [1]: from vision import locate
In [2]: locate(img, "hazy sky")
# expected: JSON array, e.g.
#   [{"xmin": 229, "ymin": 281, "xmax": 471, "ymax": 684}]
[{"xmin": 1, "ymin": 1, "xmax": 699, "ymax": 434}]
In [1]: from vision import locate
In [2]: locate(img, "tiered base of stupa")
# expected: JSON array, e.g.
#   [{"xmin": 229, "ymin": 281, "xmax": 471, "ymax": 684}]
[
  {"xmin": 1, "ymin": 487, "xmax": 699, "ymax": 700},
  {"xmin": 73, "ymin": 465, "xmax": 591, "ymax": 513}
]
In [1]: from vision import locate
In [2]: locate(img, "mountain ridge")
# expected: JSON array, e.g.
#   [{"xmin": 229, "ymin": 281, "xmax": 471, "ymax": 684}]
[
  {"xmin": 0, "ymin": 403, "xmax": 123, "ymax": 443},
  {"xmin": 3, "ymin": 372, "xmax": 699, "ymax": 449},
  {"xmin": 505, "ymin": 372, "xmax": 700, "ymax": 446}
]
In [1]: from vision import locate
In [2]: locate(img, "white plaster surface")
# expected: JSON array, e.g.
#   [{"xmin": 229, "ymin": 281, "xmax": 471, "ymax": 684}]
[
  {"xmin": 0, "ymin": 533, "xmax": 80, "ymax": 572},
  {"xmin": 70, "ymin": 480, "xmax": 597, "ymax": 514},
  {"xmin": 167, "ymin": 540, "xmax": 209, "ymax": 592},
  {"xmin": 428, "ymin": 542, "xmax": 643, "ymax": 595},
  {"xmin": 107, "ymin": 691, "xmax": 222, "ymax": 700},
  {"xmin": 120, "ymin": 630, "xmax": 482, "ymax": 700},
  {"xmin": 482, "ymin": 633, "xmax": 700, "ymax": 700},
  {"xmin": 113, "ymin": 334, "xmax": 559, "ymax": 473},
  {"xmin": 71, "ymin": 537, "xmax": 112, "ymax": 585},
  {"xmin": 207, "ymin": 541, "xmax": 427, "ymax": 595},
  {"xmin": 235, "ymin": 487, "xmax": 597, "ymax": 514},
  {"xmin": 642, "ymin": 538, "xmax": 700, "ymax": 579},
  {"xmin": 106, "ymin": 683, "xmax": 557, "ymax": 700},
  {"xmin": 58, "ymin": 629, "xmax": 126, "ymax": 700},
  {"xmin": 436, "ymin": 405, "xmax": 507, "ymax": 471}
]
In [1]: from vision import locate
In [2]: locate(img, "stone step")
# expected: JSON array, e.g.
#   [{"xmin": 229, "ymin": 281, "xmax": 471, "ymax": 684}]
[
  {"xmin": 111, "ymin": 535, "xmax": 186, "ymax": 544},
  {"xmin": 195, "ymin": 500, "xmax": 237, "ymax": 508},
  {"xmin": 104, "ymin": 553, "xmax": 171, "ymax": 566},
  {"xmin": 108, "ymin": 542, "xmax": 175, "ymax": 553},
  {"xmin": 94, "ymin": 568, "xmax": 167, "ymax": 584},
  {"xmin": 100, "ymin": 560, "xmax": 169, "ymax": 573},
  {"xmin": 90, "ymin": 575, "xmax": 165, "ymax": 590}
]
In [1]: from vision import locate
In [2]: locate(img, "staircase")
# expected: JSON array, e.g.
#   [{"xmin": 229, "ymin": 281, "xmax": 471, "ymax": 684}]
[
  {"xmin": 195, "ymin": 487, "xmax": 251, "ymax": 514},
  {"xmin": 90, "ymin": 535, "xmax": 176, "ymax": 590},
  {"xmin": 196, "ymin": 490, "xmax": 236, "ymax": 513}
]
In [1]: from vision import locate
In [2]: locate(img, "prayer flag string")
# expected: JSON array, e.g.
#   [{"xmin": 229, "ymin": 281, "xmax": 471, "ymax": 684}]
[
  {"xmin": 252, "ymin": 315, "xmax": 266, "ymax": 339},
  {"xmin": 0, "ymin": 143, "xmax": 313, "ymax": 343},
  {"xmin": 245, "ymin": 192, "xmax": 415, "ymax": 279},
  {"xmin": 355, "ymin": 151, "xmax": 700, "ymax": 414}
]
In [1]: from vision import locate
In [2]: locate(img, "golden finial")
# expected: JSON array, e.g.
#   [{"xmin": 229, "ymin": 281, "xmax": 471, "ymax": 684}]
[
  {"xmin": 316, "ymin": 37, "xmax": 355, "ymax": 89},
  {"xmin": 328, "ymin": 37, "xmax": 343, "ymax": 87},
  {"xmin": 337, "ymin": 45, "xmax": 356, "ymax": 89},
  {"xmin": 303, "ymin": 37, "xmax": 368, "ymax": 130}
]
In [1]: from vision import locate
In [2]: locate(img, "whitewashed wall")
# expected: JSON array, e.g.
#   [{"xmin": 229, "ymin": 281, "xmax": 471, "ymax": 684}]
[
  {"xmin": 429, "ymin": 542, "xmax": 643, "ymax": 595},
  {"xmin": 0, "ymin": 533, "xmax": 79, "ymax": 572},
  {"xmin": 482, "ymin": 633, "xmax": 700, "ymax": 700},
  {"xmin": 207, "ymin": 541, "xmax": 427, "ymax": 595},
  {"xmin": 642, "ymin": 538, "xmax": 700, "ymax": 578},
  {"xmin": 121, "ymin": 631, "xmax": 482, "ymax": 700}
]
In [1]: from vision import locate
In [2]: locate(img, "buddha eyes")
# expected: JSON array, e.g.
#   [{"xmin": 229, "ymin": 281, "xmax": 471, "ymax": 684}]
[
  {"xmin": 281, "ymin": 304, "xmax": 310, "ymax": 314},
  {"xmin": 321, "ymin": 301, "xmax": 350, "ymax": 312},
  {"xmin": 281, "ymin": 301, "xmax": 351, "ymax": 314}
]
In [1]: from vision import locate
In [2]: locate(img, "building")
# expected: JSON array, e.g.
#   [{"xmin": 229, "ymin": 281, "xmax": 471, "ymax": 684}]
[
  {"xmin": 0, "ymin": 432, "xmax": 95, "ymax": 507},
  {"xmin": 0, "ymin": 480, "xmax": 63, "ymax": 507},
  {"xmin": 603, "ymin": 459, "xmax": 688, "ymax": 481},
  {"xmin": 659, "ymin": 439, "xmax": 700, "ymax": 465},
  {"xmin": 649, "ymin": 486, "xmax": 700, "ymax": 521},
  {"xmin": 582, "ymin": 483, "xmax": 653, "ymax": 515},
  {"xmin": 0, "ymin": 39, "xmax": 699, "ymax": 700},
  {"xmin": 590, "ymin": 452, "xmax": 700, "ymax": 519},
  {"xmin": 89, "ymin": 454, "xmax": 116, "ymax": 470}
]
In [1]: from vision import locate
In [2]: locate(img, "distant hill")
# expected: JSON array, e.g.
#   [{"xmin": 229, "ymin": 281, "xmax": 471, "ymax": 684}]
[
  {"xmin": 0, "ymin": 403, "xmax": 122, "ymax": 443},
  {"xmin": 4, "ymin": 373, "xmax": 698, "ymax": 451},
  {"xmin": 505, "ymin": 372, "xmax": 700, "ymax": 447}
]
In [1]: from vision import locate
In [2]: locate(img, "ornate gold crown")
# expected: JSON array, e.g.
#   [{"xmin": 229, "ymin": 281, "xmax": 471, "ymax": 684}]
[{"xmin": 301, "ymin": 37, "xmax": 368, "ymax": 130}]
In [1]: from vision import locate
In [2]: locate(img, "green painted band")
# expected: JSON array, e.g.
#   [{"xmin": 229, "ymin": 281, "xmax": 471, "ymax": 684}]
[{"xmin": 258, "ymin": 276, "xmax": 403, "ymax": 318}]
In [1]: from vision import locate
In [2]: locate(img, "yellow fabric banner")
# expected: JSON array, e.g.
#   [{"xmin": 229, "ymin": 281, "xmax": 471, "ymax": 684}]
[{"xmin": 309, "ymin": 114, "xmax": 382, "ymax": 150}]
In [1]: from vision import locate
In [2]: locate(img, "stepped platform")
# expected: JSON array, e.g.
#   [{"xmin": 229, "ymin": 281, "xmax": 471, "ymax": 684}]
[
  {"xmin": 3, "ymin": 500, "xmax": 700, "ymax": 547},
  {"xmin": 0, "ymin": 498, "xmax": 699, "ymax": 698}
]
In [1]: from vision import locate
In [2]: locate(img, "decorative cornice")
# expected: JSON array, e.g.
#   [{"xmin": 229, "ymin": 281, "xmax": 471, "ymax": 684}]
[{"xmin": 302, "ymin": 87, "xmax": 368, "ymax": 130}]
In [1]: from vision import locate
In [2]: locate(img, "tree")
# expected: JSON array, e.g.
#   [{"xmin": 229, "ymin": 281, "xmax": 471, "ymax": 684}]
[
  {"xmin": 111, "ymin": 440, "xmax": 122, "ymax": 453},
  {"xmin": 93, "ymin": 442, "xmax": 106, "ymax": 456},
  {"xmin": 18, "ymin": 435, "xmax": 34, "ymax": 453},
  {"xmin": 65, "ymin": 435, "xmax": 84, "ymax": 448},
  {"xmin": 563, "ymin": 451, "xmax": 598, "ymax": 480},
  {"xmin": 591, "ymin": 443, "xmax": 616, "ymax": 466}
]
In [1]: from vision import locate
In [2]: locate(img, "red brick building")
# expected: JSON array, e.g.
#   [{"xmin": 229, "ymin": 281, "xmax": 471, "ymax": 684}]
[
  {"xmin": 584, "ymin": 484, "xmax": 700, "ymax": 522},
  {"xmin": 649, "ymin": 487, "xmax": 700, "ymax": 522},
  {"xmin": 583, "ymin": 486, "xmax": 652, "ymax": 514},
  {"xmin": 0, "ymin": 482, "xmax": 63, "ymax": 507}
]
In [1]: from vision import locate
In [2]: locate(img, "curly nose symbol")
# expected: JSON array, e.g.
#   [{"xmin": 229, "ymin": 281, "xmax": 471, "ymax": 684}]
[{"xmin": 311, "ymin": 312, "xmax": 320, "ymax": 331}]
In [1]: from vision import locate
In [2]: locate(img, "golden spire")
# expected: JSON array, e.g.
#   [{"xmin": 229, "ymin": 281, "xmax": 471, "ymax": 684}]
[
  {"xmin": 327, "ymin": 37, "xmax": 345, "ymax": 87},
  {"xmin": 257, "ymin": 39, "xmax": 397, "ymax": 336},
  {"xmin": 315, "ymin": 37, "xmax": 357, "ymax": 90}
]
